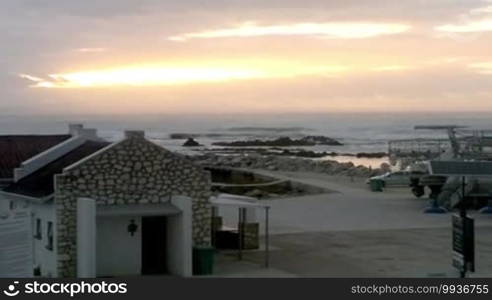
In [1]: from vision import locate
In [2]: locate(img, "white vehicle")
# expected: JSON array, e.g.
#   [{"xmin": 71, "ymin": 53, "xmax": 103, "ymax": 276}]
[{"xmin": 367, "ymin": 170, "xmax": 426, "ymax": 187}]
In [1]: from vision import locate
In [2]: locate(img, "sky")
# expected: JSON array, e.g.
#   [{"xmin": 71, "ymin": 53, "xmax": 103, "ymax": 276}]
[{"xmin": 1, "ymin": 0, "xmax": 492, "ymax": 115}]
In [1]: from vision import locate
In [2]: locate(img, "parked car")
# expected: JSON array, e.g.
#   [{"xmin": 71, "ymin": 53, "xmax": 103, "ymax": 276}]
[{"xmin": 367, "ymin": 170, "xmax": 427, "ymax": 187}]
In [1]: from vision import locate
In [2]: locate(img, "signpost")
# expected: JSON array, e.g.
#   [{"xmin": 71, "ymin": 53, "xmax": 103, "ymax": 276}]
[
  {"xmin": 451, "ymin": 175, "xmax": 475, "ymax": 278},
  {"xmin": 427, "ymin": 161, "xmax": 488, "ymax": 278},
  {"xmin": 452, "ymin": 213, "xmax": 474, "ymax": 277}
]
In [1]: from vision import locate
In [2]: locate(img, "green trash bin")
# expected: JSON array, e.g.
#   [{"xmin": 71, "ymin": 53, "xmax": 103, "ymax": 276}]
[
  {"xmin": 369, "ymin": 179, "xmax": 384, "ymax": 192},
  {"xmin": 193, "ymin": 246, "xmax": 215, "ymax": 275}
]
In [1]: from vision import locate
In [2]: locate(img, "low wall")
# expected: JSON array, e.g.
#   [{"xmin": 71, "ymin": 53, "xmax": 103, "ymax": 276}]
[{"xmin": 207, "ymin": 167, "xmax": 328, "ymax": 198}]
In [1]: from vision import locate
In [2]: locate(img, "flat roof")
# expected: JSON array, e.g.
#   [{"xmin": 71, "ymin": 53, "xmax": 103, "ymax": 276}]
[{"xmin": 429, "ymin": 160, "xmax": 492, "ymax": 176}]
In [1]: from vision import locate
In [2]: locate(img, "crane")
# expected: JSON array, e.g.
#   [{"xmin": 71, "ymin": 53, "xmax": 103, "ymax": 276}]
[{"xmin": 414, "ymin": 125, "xmax": 468, "ymax": 159}]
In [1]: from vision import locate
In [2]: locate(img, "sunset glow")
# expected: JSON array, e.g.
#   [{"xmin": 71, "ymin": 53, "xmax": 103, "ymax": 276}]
[
  {"xmin": 371, "ymin": 65, "xmax": 415, "ymax": 72},
  {"xmin": 30, "ymin": 68, "xmax": 262, "ymax": 88},
  {"xmin": 468, "ymin": 62, "xmax": 492, "ymax": 74},
  {"xmin": 169, "ymin": 22, "xmax": 411, "ymax": 41},
  {"xmin": 435, "ymin": 19, "xmax": 492, "ymax": 33},
  {"xmin": 5, "ymin": 0, "xmax": 492, "ymax": 113},
  {"xmin": 20, "ymin": 63, "xmax": 349, "ymax": 88}
]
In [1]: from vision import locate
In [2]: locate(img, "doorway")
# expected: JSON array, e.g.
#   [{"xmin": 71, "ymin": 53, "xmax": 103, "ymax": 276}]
[{"xmin": 141, "ymin": 216, "xmax": 167, "ymax": 274}]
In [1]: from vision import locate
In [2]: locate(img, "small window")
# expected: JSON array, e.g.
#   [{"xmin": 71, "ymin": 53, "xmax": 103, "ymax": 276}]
[
  {"xmin": 46, "ymin": 222, "xmax": 53, "ymax": 251},
  {"xmin": 34, "ymin": 218, "xmax": 42, "ymax": 240}
]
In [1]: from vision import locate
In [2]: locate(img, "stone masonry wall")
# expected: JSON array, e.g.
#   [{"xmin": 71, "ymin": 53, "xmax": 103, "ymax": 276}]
[{"xmin": 54, "ymin": 133, "xmax": 211, "ymax": 277}]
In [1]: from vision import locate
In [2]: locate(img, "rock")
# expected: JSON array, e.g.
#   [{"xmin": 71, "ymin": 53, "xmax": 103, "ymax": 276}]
[
  {"xmin": 182, "ymin": 138, "xmax": 201, "ymax": 147},
  {"xmin": 301, "ymin": 135, "xmax": 343, "ymax": 146},
  {"xmin": 356, "ymin": 152, "xmax": 388, "ymax": 158},
  {"xmin": 212, "ymin": 136, "xmax": 342, "ymax": 147},
  {"xmin": 281, "ymin": 149, "xmax": 328, "ymax": 158}
]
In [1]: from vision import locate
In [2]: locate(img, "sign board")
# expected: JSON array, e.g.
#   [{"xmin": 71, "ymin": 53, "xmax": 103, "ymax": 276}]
[
  {"xmin": 0, "ymin": 200, "xmax": 33, "ymax": 277},
  {"xmin": 452, "ymin": 214, "xmax": 474, "ymax": 273}
]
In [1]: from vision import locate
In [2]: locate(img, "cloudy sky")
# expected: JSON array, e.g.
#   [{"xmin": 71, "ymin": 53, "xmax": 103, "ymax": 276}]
[{"xmin": 1, "ymin": 0, "xmax": 492, "ymax": 114}]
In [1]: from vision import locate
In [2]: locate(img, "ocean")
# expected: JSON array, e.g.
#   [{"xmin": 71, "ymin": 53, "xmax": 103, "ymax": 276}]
[{"xmin": 1, "ymin": 112, "xmax": 491, "ymax": 168}]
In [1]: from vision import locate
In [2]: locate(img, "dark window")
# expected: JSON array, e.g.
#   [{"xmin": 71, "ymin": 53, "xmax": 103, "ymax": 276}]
[
  {"xmin": 46, "ymin": 222, "xmax": 53, "ymax": 251},
  {"xmin": 34, "ymin": 218, "xmax": 42, "ymax": 240}
]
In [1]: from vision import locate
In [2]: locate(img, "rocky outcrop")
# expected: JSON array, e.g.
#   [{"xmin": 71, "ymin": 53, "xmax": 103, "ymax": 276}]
[
  {"xmin": 301, "ymin": 135, "xmax": 343, "ymax": 145},
  {"xmin": 226, "ymin": 127, "xmax": 307, "ymax": 132},
  {"xmin": 192, "ymin": 153, "xmax": 386, "ymax": 178},
  {"xmin": 182, "ymin": 138, "xmax": 201, "ymax": 147},
  {"xmin": 212, "ymin": 136, "xmax": 343, "ymax": 147},
  {"xmin": 355, "ymin": 152, "xmax": 387, "ymax": 158}
]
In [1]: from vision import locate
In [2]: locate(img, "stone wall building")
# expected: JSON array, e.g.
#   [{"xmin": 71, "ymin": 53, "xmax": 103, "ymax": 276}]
[{"xmin": 0, "ymin": 125, "xmax": 212, "ymax": 277}]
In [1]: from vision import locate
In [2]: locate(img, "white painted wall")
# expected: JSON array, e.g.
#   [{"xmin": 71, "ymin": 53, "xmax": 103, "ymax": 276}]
[
  {"xmin": 245, "ymin": 207, "xmax": 257, "ymax": 223},
  {"xmin": 0, "ymin": 198, "xmax": 33, "ymax": 277},
  {"xmin": 94, "ymin": 199, "xmax": 191, "ymax": 277},
  {"xmin": 167, "ymin": 196, "xmax": 192, "ymax": 277},
  {"xmin": 77, "ymin": 198, "xmax": 96, "ymax": 278},
  {"xmin": 96, "ymin": 216, "xmax": 142, "ymax": 276},
  {"xmin": 166, "ymin": 215, "xmax": 182, "ymax": 275},
  {"xmin": 31, "ymin": 202, "xmax": 57, "ymax": 277}
]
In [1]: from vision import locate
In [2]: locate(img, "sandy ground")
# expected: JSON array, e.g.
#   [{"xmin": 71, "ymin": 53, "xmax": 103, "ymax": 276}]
[{"xmin": 212, "ymin": 170, "xmax": 492, "ymax": 277}]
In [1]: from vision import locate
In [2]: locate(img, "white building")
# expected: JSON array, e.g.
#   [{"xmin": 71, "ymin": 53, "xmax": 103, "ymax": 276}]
[{"xmin": 0, "ymin": 125, "xmax": 212, "ymax": 277}]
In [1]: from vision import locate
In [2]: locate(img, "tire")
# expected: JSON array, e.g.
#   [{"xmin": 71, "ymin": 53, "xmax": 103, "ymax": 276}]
[{"xmin": 412, "ymin": 186, "xmax": 425, "ymax": 198}]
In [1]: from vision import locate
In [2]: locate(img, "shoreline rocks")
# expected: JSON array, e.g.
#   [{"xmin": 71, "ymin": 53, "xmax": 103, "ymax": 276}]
[
  {"xmin": 226, "ymin": 126, "xmax": 308, "ymax": 132},
  {"xmin": 192, "ymin": 153, "xmax": 386, "ymax": 178},
  {"xmin": 170, "ymin": 133, "xmax": 223, "ymax": 139},
  {"xmin": 301, "ymin": 135, "xmax": 344, "ymax": 145},
  {"xmin": 212, "ymin": 136, "xmax": 343, "ymax": 147},
  {"xmin": 202, "ymin": 148, "xmax": 387, "ymax": 159}
]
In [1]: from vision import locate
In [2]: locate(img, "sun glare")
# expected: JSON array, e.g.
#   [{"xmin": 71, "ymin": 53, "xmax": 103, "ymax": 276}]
[
  {"xmin": 50, "ymin": 68, "xmax": 263, "ymax": 87},
  {"xmin": 20, "ymin": 62, "xmax": 350, "ymax": 88},
  {"xmin": 468, "ymin": 62, "xmax": 492, "ymax": 74},
  {"xmin": 169, "ymin": 22, "xmax": 411, "ymax": 41}
]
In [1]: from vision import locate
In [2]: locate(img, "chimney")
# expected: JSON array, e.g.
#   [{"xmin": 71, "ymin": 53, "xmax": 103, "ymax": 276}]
[
  {"xmin": 69, "ymin": 124, "xmax": 84, "ymax": 136},
  {"xmin": 124, "ymin": 130, "xmax": 145, "ymax": 139},
  {"xmin": 79, "ymin": 128, "xmax": 99, "ymax": 141},
  {"xmin": 68, "ymin": 124, "xmax": 101, "ymax": 141}
]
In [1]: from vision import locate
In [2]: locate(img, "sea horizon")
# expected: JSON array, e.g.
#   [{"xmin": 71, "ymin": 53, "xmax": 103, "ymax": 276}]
[{"xmin": 2, "ymin": 111, "xmax": 491, "ymax": 168}]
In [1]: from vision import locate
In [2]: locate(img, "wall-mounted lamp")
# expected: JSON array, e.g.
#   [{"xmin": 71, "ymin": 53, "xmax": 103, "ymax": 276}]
[{"xmin": 127, "ymin": 219, "xmax": 138, "ymax": 236}]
